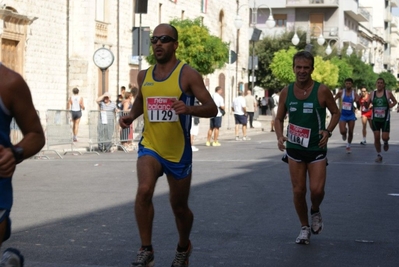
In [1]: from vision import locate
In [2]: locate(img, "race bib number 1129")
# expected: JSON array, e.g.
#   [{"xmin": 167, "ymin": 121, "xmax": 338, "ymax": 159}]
[{"xmin": 147, "ymin": 97, "xmax": 179, "ymax": 122}]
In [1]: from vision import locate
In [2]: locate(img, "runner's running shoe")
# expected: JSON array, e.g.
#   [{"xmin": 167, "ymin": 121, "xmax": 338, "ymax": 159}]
[
  {"xmin": 375, "ymin": 154, "xmax": 383, "ymax": 163},
  {"xmin": 131, "ymin": 249, "xmax": 154, "ymax": 267},
  {"xmin": 171, "ymin": 241, "xmax": 192, "ymax": 267},
  {"xmin": 0, "ymin": 248, "xmax": 24, "ymax": 267},
  {"xmin": 383, "ymin": 142, "xmax": 389, "ymax": 151},
  {"xmin": 311, "ymin": 211, "xmax": 324, "ymax": 234},
  {"xmin": 296, "ymin": 226, "xmax": 311, "ymax": 245}
]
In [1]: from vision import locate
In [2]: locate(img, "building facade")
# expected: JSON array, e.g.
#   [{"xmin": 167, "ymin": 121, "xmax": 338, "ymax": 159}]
[
  {"xmin": 255, "ymin": 0, "xmax": 399, "ymax": 82},
  {"xmin": 0, "ymin": 0, "xmax": 251, "ymax": 124}
]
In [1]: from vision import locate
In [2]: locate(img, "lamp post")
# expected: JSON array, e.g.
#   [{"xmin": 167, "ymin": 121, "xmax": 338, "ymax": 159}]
[
  {"xmin": 346, "ymin": 45, "xmax": 353, "ymax": 56},
  {"xmin": 325, "ymin": 38, "xmax": 339, "ymax": 55},
  {"xmin": 291, "ymin": 25, "xmax": 326, "ymax": 46},
  {"xmin": 234, "ymin": 1, "xmax": 275, "ymax": 92}
]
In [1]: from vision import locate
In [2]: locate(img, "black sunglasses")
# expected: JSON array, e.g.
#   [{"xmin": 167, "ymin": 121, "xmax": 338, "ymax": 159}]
[{"xmin": 150, "ymin": 35, "xmax": 176, "ymax": 44}]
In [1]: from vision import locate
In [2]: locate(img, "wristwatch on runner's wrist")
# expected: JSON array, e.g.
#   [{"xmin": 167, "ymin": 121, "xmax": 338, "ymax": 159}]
[{"xmin": 11, "ymin": 145, "xmax": 24, "ymax": 164}]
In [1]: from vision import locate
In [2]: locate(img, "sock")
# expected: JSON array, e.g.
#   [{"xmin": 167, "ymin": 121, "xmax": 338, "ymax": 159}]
[
  {"xmin": 177, "ymin": 244, "xmax": 189, "ymax": 252},
  {"xmin": 363, "ymin": 137, "xmax": 366, "ymax": 142},
  {"xmin": 141, "ymin": 245, "xmax": 153, "ymax": 252},
  {"xmin": 346, "ymin": 143, "xmax": 350, "ymax": 148},
  {"xmin": 310, "ymin": 208, "xmax": 319, "ymax": 215}
]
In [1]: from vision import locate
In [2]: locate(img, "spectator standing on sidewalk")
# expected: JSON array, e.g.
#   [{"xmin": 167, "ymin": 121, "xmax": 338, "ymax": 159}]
[
  {"xmin": 232, "ymin": 91, "xmax": 250, "ymax": 141},
  {"xmin": 191, "ymin": 98, "xmax": 201, "ymax": 152},
  {"xmin": 261, "ymin": 96, "xmax": 268, "ymax": 115},
  {"xmin": 245, "ymin": 89, "xmax": 257, "ymax": 128},
  {"xmin": 119, "ymin": 23, "xmax": 217, "ymax": 267},
  {"xmin": 275, "ymin": 51, "xmax": 340, "ymax": 245},
  {"xmin": 206, "ymin": 86, "xmax": 225, "ymax": 147},
  {"xmin": 0, "ymin": 63, "xmax": 45, "ymax": 266},
  {"xmin": 269, "ymin": 89, "xmax": 279, "ymax": 132},
  {"xmin": 96, "ymin": 92, "xmax": 119, "ymax": 152},
  {"xmin": 68, "ymin": 87, "xmax": 85, "ymax": 142}
]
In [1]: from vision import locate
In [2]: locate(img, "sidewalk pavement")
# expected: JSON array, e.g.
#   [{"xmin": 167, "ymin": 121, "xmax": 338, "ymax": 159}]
[{"xmin": 40, "ymin": 114, "xmax": 275, "ymax": 155}]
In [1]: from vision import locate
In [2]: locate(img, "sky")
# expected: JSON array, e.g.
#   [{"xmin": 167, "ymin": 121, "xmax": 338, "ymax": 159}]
[{"xmin": 393, "ymin": 7, "xmax": 399, "ymax": 16}]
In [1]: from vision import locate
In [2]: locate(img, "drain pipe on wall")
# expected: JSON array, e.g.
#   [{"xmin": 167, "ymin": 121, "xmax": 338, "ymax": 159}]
[
  {"xmin": 66, "ymin": 0, "xmax": 70, "ymax": 109},
  {"xmin": 116, "ymin": 0, "xmax": 120, "ymax": 94}
]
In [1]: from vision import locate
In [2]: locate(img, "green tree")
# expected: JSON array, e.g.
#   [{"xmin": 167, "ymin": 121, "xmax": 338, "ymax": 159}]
[
  {"xmin": 346, "ymin": 55, "xmax": 377, "ymax": 89},
  {"xmin": 330, "ymin": 57, "xmax": 353, "ymax": 88},
  {"xmin": 269, "ymin": 46, "xmax": 297, "ymax": 84},
  {"xmin": 146, "ymin": 18, "xmax": 228, "ymax": 76},
  {"xmin": 378, "ymin": 71, "xmax": 398, "ymax": 90},
  {"xmin": 312, "ymin": 56, "xmax": 339, "ymax": 88},
  {"xmin": 256, "ymin": 31, "xmax": 299, "ymax": 90}
]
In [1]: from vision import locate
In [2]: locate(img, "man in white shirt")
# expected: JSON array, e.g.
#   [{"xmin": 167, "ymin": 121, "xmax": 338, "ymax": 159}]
[
  {"xmin": 245, "ymin": 89, "xmax": 257, "ymax": 128},
  {"xmin": 270, "ymin": 89, "xmax": 280, "ymax": 132},
  {"xmin": 232, "ymin": 91, "xmax": 250, "ymax": 140},
  {"xmin": 206, "ymin": 86, "xmax": 225, "ymax": 146}
]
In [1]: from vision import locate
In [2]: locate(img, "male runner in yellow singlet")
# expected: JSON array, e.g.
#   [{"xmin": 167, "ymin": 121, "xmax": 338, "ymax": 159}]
[{"xmin": 120, "ymin": 23, "xmax": 217, "ymax": 267}]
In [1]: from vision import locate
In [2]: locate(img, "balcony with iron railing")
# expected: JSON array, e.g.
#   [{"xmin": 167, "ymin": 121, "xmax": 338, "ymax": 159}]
[
  {"xmin": 340, "ymin": 0, "xmax": 370, "ymax": 22},
  {"xmin": 389, "ymin": 35, "xmax": 398, "ymax": 47},
  {"xmin": 392, "ymin": 16, "xmax": 398, "ymax": 27},
  {"xmin": 342, "ymin": 28, "xmax": 358, "ymax": 45},
  {"xmin": 285, "ymin": 0, "xmax": 339, "ymax": 8},
  {"xmin": 385, "ymin": 9, "xmax": 392, "ymax": 22}
]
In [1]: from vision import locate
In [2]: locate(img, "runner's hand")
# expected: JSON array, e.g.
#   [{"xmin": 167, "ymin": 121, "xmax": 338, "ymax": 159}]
[
  {"xmin": 119, "ymin": 115, "xmax": 133, "ymax": 128},
  {"xmin": 0, "ymin": 145, "xmax": 16, "ymax": 178},
  {"xmin": 277, "ymin": 136, "xmax": 287, "ymax": 151}
]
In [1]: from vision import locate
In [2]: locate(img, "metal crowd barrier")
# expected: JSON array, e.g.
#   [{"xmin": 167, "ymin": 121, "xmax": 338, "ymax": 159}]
[
  {"xmin": 10, "ymin": 110, "xmax": 51, "ymax": 160},
  {"xmin": 117, "ymin": 111, "xmax": 136, "ymax": 151},
  {"xmin": 88, "ymin": 110, "xmax": 130, "ymax": 153},
  {"xmin": 10, "ymin": 117, "xmax": 22, "ymax": 145},
  {"xmin": 40, "ymin": 109, "xmax": 82, "ymax": 158}
]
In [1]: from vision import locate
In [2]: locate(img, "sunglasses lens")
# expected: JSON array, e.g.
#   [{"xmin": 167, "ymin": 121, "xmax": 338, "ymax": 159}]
[{"xmin": 150, "ymin": 35, "xmax": 175, "ymax": 44}]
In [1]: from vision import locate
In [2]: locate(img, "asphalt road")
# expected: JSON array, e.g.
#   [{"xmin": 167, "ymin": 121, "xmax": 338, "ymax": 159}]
[{"xmin": 4, "ymin": 112, "xmax": 399, "ymax": 267}]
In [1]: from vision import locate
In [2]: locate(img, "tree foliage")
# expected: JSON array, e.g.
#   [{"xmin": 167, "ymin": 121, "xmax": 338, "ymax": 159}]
[
  {"xmin": 269, "ymin": 46, "xmax": 297, "ymax": 84},
  {"xmin": 378, "ymin": 71, "xmax": 398, "ymax": 90},
  {"xmin": 346, "ymin": 55, "xmax": 377, "ymax": 89},
  {"xmin": 312, "ymin": 56, "xmax": 339, "ymax": 88},
  {"xmin": 256, "ymin": 31, "xmax": 298, "ymax": 90},
  {"xmin": 146, "ymin": 18, "xmax": 228, "ymax": 76},
  {"xmin": 329, "ymin": 57, "xmax": 353, "ymax": 88},
  {"xmin": 257, "ymin": 30, "xmax": 397, "ymax": 92}
]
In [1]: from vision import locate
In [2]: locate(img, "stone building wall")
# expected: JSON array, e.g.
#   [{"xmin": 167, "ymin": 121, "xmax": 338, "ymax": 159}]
[{"xmin": 1, "ymin": 0, "xmax": 250, "ymax": 124}]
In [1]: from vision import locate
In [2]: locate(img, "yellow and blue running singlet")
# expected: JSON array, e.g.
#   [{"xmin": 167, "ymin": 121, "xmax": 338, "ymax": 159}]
[{"xmin": 139, "ymin": 61, "xmax": 194, "ymax": 163}]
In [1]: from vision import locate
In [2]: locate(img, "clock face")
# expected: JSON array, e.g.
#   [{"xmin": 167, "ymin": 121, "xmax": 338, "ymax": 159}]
[{"xmin": 93, "ymin": 48, "xmax": 114, "ymax": 69}]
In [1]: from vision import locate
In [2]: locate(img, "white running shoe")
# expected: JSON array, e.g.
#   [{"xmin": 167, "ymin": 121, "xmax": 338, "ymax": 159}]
[
  {"xmin": 296, "ymin": 226, "xmax": 311, "ymax": 245},
  {"xmin": 311, "ymin": 211, "xmax": 324, "ymax": 234},
  {"xmin": 0, "ymin": 248, "xmax": 24, "ymax": 267}
]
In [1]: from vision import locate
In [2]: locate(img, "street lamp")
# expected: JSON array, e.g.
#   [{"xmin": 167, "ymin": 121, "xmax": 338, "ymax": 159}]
[
  {"xmin": 325, "ymin": 38, "xmax": 339, "ymax": 55},
  {"xmin": 235, "ymin": 2, "xmax": 275, "ymax": 91},
  {"xmin": 346, "ymin": 45, "xmax": 353, "ymax": 56},
  {"xmin": 291, "ymin": 25, "xmax": 325, "ymax": 46}
]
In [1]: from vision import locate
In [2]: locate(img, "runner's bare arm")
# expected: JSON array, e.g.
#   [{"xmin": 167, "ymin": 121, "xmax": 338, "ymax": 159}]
[
  {"xmin": 119, "ymin": 71, "xmax": 145, "ymax": 128},
  {"xmin": 275, "ymin": 87, "xmax": 288, "ymax": 151},
  {"xmin": 176, "ymin": 65, "xmax": 217, "ymax": 118}
]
